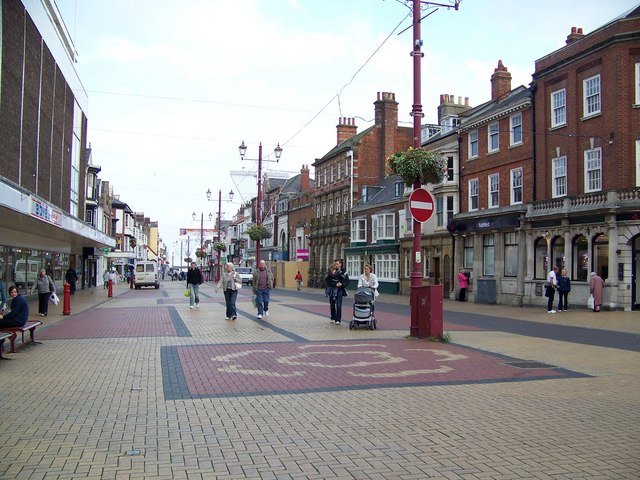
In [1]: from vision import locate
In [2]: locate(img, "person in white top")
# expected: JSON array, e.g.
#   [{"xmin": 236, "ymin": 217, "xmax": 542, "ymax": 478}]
[
  {"xmin": 546, "ymin": 266, "xmax": 559, "ymax": 313},
  {"xmin": 357, "ymin": 264, "xmax": 379, "ymax": 315}
]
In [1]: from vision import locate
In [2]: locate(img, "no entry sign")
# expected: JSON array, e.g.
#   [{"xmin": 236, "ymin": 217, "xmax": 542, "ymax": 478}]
[{"xmin": 409, "ymin": 188, "xmax": 435, "ymax": 223}]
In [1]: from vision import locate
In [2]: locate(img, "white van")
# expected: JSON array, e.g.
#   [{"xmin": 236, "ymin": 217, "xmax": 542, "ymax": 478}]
[
  {"xmin": 14, "ymin": 260, "xmax": 40, "ymax": 289},
  {"xmin": 134, "ymin": 261, "xmax": 159, "ymax": 289}
]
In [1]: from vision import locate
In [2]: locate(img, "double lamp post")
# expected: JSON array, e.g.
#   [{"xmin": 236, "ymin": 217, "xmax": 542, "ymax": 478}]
[
  {"xmin": 204, "ymin": 188, "xmax": 234, "ymax": 282},
  {"xmin": 238, "ymin": 140, "xmax": 282, "ymax": 264}
]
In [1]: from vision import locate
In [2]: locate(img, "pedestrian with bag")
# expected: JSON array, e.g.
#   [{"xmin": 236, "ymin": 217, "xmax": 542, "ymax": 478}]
[
  {"xmin": 589, "ymin": 272, "xmax": 605, "ymax": 312},
  {"xmin": 295, "ymin": 271, "xmax": 303, "ymax": 291},
  {"xmin": 32, "ymin": 268, "xmax": 54, "ymax": 317},
  {"xmin": 186, "ymin": 262, "xmax": 202, "ymax": 309},
  {"xmin": 252, "ymin": 260, "xmax": 274, "ymax": 319},
  {"xmin": 557, "ymin": 268, "xmax": 571, "ymax": 312},
  {"xmin": 546, "ymin": 265, "xmax": 558, "ymax": 313},
  {"xmin": 216, "ymin": 263, "xmax": 242, "ymax": 320}
]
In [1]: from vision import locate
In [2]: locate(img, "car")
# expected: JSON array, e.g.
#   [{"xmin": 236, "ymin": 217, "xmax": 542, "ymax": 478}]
[
  {"xmin": 236, "ymin": 267, "xmax": 253, "ymax": 285},
  {"xmin": 134, "ymin": 261, "xmax": 160, "ymax": 289}
]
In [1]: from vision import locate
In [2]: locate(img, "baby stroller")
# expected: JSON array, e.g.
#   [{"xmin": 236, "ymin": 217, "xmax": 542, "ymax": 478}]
[{"xmin": 349, "ymin": 287, "xmax": 377, "ymax": 330}]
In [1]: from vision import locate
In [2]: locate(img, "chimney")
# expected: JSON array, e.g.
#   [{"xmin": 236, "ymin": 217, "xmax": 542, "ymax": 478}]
[
  {"xmin": 437, "ymin": 92, "xmax": 472, "ymax": 124},
  {"xmin": 336, "ymin": 117, "xmax": 357, "ymax": 145},
  {"xmin": 491, "ymin": 60, "xmax": 512, "ymax": 101},
  {"xmin": 566, "ymin": 26, "xmax": 585, "ymax": 45},
  {"xmin": 300, "ymin": 164, "xmax": 310, "ymax": 192},
  {"xmin": 374, "ymin": 91, "xmax": 399, "ymax": 162}
]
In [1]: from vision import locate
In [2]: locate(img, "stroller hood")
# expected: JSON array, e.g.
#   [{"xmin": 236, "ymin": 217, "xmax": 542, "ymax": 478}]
[{"xmin": 354, "ymin": 287, "xmax": 374, "ymax": 304}]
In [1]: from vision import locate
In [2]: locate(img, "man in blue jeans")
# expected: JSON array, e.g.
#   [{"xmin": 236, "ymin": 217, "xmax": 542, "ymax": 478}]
[
  {"xmin": 332, "ymin": 258, "xmax": 350, "ymax": 324},
  {"xmin": 252, "ymin": 260, "xmax": 274, "ymax": 319}
]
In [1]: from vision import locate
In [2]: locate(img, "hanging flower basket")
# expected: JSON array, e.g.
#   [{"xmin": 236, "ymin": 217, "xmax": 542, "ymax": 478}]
[
  {"xmin": 184, "ymin": 257, "xmax": 192, "ymax": 263},
  {"xmin": 195, "ymin": 247, "xmax": 207, "ymax": 258},
  {"xmin": 246, "ymin": 224, "xmax": 271, "ymax": 242},
  {"xmin": 387, "ymin": 147, "xmax": 446, "ymax": 186},
  {"xmin": 213, "ymin": 242, "xmax": 226, "ymax": 252}
]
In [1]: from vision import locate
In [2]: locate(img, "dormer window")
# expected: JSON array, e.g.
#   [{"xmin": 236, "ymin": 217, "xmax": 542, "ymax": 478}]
[
  {"xmin": 361, "ymin": 186, "xmax": 369, "ymax": 203},
  {"xmin": 394, "ymin": 182, "xmax": 404, "ymax": 198}
]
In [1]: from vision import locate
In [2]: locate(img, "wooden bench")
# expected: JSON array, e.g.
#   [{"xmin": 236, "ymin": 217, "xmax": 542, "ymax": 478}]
[
  {"xmin": 0, "ymin": 332, "xmax": 12, "ymax": 359},
  {"xmin": 0, "ymin": 321, "xmax": 43, "ymax": 353}
]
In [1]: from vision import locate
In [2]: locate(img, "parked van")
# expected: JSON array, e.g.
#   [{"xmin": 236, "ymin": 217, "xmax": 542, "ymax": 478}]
[
  {"xmin": 134, "ymin": 261, "xmax": 159, "ymax": 289},
  {"xmin": 14, "ymin": 260, "xmax": 40, "ymax": 289},
  {"xmin": 236, "ymin": 267, "xmax": 253, "ymax": 285}
]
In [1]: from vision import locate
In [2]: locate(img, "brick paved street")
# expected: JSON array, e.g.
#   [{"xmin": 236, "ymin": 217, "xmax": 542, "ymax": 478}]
[{"xmin": 0, "ymin": 280, "xmax": 638, "ymax": 479}]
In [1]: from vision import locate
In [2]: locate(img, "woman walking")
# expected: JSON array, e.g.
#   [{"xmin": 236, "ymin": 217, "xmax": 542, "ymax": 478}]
[
  {"xmin": 357, "ymin": 264, "xmax": 379, "ymax": 316},
  {"xmin": 590, "ymin": 272, "xmax": 605, "ymax": 312},
  {"xmin": 216, "ymin": 263, "xmax": 242, "ymax": 320},
  {"xmin": 557, "ymin": 268, "xmax": 571, "ymax": 312},
  {"xmin": 31, "ymin": 269, "xmax": 54, "ymax": 317}
]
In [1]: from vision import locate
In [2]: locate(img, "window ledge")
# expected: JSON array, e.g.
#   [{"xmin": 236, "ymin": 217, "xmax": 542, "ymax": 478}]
[{"xmin": 580, "ymin": 111, "xmax": 602, "ymax": 122}]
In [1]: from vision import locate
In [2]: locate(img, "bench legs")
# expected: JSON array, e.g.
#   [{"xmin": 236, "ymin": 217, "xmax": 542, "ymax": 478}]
[{"xmin": 4, "ymin": 328, "xmax": 40, "ymax": 354}]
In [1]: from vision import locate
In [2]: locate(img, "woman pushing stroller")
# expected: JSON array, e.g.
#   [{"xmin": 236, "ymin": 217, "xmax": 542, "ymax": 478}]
[{"xmin": 357, "ymin": 264, "xmax": 379, "ymax": 315}]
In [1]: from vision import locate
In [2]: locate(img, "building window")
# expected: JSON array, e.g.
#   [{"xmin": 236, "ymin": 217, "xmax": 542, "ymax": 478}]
[
  {"xmin": 468, "ymin": 130, "xmax": 478, "ymax": 159},
  {"xmin": 488, "ymin": 174, "xmax": 499, "ymax": 208},
  {"xmin": 351, "ymin": 218, "xmax": 366, "ymax": 242},
  {"xmin": 551, "ymin": 89, "xmax": 566, "ymax": 127},
  {"xmin": 322, "ymin": 201, "xmax": 326, "ymax": 217},
  {"xmin": 469, "ymin": 179, "xmax": 479, "ymax": 211},
  {"xmin": 436, "ymin": 197, "xmax": 444, "ymax": 227},
  {"xmin": 446, "ymin": 195, "xmax": 454, "ymax": 226},
  {"xmin": 510, "ymin": 168, "xmax": 523, "ymax": 205},
  {"xmin": 394, "ymin": 182, "xmax": 404, "ymax": 197},
  {"xmin": 635, "ymin": 63, "xmax": 640, "ymax": 105},
  {"xmin": 346, "ymin": 257, "xmax": 363, "ymax": 279},
  {"xmin": 372, "ymin": 213, "xmax": 394, "ymax": 241},
  {"xmin": 337, "ymin": 161, "xmax": 342, "ymax": 179},
  {"xmin": 336, "ymin": 197, "xmax": 341, "ymax": 214},
  {"xmin": 584, "ymin": 147, "xmax": 602, "ymax": 192},
  {"xmin": 593, "ymin": 234, "xmax": 609, "ymax": 280},
  {"xmin": 404, "ymin": 249, "xmax": 411, "ymax": 278},
  {"xmin": 374, "ymin": 254, "xmax": 399, "ymax": 282},
  {"xmin": 573, "ymin": 235, "xmax": 588, "ymax": 281},
  {"xmin": 85, "ymin": 209, "xmax": 94, "ymax": 226},
  {"xmin": 483, "ymin": 234, "xmax": 495, "ymax": 276},
  {"xmin": 534, "ymin": 236, "xmax": 547, "ymax": 280},
  {"xmin": 436, "ymin": 196, "xmax": 453, "ymax": 227},
  {"xmin": 552, "ymin": 156, "xmax": 567, "ymax": 198},
  {"xmin": 637, "ymin": 140, "xmax": 640, "ymax": 187},
  {"xmin": 510, "ymin": 113, "xmax": 522, "ymax": 145},
  {"xmin": 446, "ymin": 156, "xmax": 454, "ymax": 181},
  {"xmin": 361, "ymin": 186, "xmax": 369, "ymax": 203},
  {"xmin": 422, "ymin": 248, "xmax": 430, "ymax": 278},
  {"xmin": 328, "ymin": 199, "xmax": 333, "ymax": 215},
  {"xmin": 488, "ymin": 122, "xmax": 499, "ymax": 152},
  {"xmin": 315, "ymin": 203, "xmax": 320, "ymax": 218},
  {"xmin": 344, "ymin": 194, "xmax": 349, "ymax": 213},
  {"xmin": 463, "ymin": 236, "xmax": 474, "ymax": 269},
  {"xmin": 330, "ymin": 165, "xmax": 334, "ymax": 183},
  {"xmin": 583, "ymin": 74, "xmax": 601, "ymax": 117},
  {"xmin": 504, "ymin": 232, "xmax": 518, "ymax": 277}
]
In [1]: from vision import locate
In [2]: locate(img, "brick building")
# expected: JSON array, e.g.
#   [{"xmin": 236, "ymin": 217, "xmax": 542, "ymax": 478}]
[{"xmin": 309, "ymin": 92, "xmax": 413, "ymax": 285}]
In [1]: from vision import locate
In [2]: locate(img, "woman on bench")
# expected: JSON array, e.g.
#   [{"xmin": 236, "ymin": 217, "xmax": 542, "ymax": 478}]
[{"xmin": 0, "ymin": 285, "xmax": 29, "ymax": 328}]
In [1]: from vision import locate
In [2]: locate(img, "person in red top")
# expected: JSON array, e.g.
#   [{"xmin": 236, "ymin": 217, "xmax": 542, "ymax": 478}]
[
  {"xmin": 457, "ymin": 269, "xmax": 469, "ymax": 302},
  {"xmin": 295, "ymin": 271, "xmax": 303, "ymax": 291}
]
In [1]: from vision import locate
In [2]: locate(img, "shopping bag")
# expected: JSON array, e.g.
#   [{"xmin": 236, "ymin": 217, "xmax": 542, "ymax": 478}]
[
  {"xmin": 251, "ymin": 294, "xmax": 258, "ymax": 309},
  {"xmin": 184, "ymin": 288, "xmax": 190, "ymax": 297},
  {"xmin": 50, "ymin": 292, "xmax": 60, "ymax": 305},
  {"xmin": 234, "ymin": 282, "xmax": 242, "ymax": 290},
  {"xmin": 587, "ymin": 294, "xmax": 594, "ymax": 310}
]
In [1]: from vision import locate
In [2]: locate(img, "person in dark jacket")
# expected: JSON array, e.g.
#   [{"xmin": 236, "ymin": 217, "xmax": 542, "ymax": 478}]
[
  {"xmin": 325, "ymin": 260, "xmax": 348, "ymax": 325},
  {"xmin": 557, "ymin": 268, "xmax": 571, "ymax": 312},
  {"xmin": 0, "ymin": 285, "xmax": 29, "ymax": 327},
  {"xmin": 65, "ymin": 267, "xmax": 78, "ymax": 294},
  {"xmin": 186, "ymin": 262, "xmax": 203, "ymax": 309}
]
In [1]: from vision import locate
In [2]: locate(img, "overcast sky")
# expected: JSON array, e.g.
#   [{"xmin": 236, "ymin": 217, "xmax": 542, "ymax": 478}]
[{"xmin": 55, "ymin": 0, "xmax": 635, "ymax": 262}]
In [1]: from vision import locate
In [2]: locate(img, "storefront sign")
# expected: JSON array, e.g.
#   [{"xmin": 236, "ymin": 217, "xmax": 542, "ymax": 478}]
[
  {"xmin": 31, "ymin": 197, "xmax": 62, "ymax": 226},
  {"xmin": 296, "ymin": 249, "xmax": 309, "ymax": 260}
]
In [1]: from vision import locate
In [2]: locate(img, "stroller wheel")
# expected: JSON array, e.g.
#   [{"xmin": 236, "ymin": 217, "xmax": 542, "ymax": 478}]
[
  {"xmin": 349, "ymin": 321, "xmax": 354, "ymax": 330},
  {"xmin": 373, "ymin": 318, "xmax": 377, "ymax": 330}
]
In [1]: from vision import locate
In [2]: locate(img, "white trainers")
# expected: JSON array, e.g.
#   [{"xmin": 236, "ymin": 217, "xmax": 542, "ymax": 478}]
[
  {"xmin": 257, "ymin": 314, "xmax": 262, "ymax": 319},
  {"xmin": 195, "ymin": 303, "xmax": 199, "ymax": 308},
  {"xmin": 225, "ymin": 317, "xmax": 229, "ymax": 320},
  {"xmin": 190, "ymin": 306, "xmax": 194, "ymax": 309},
  {"xmin": 265, "ymin": 311, "xmax": 269, "ymax": 317},
  {"xmin": 548, "ymin": 310, "xmax": 556, "ymax": 313}
]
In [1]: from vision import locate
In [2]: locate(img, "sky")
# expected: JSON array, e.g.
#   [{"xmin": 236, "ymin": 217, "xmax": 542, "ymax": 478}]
[{"xmin": 54, "ymin": 0, "xmax": 635, "ymax": 262}]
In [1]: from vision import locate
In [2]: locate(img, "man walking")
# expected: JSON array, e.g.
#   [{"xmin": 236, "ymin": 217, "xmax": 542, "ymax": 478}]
[
  {"xmin": 252, "ymin": 260, "xmax": 274, "ymax": 319},
  {"xmin": 546, "ymin": 265, "xmax": 558, "ymax": 313},
  {"xmin": 186, "ymin": 262, "xmax": 202, "ymax": 309}
]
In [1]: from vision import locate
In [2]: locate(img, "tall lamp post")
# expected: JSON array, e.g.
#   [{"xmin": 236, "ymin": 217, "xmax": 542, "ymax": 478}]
[
  {"xmin": 192, "ymin": 211, "xmax": 213, "ymax": 275},
  {"xmin": 238, "ymin": 140, "xmax": 282, "ymax": 265},
  {"xmin": 206, "ymin": 188, "xmax": 234, "ymax": 282}
]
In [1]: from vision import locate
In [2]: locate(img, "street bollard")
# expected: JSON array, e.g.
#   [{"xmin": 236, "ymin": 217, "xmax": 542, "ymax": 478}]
[
  {"xmin": 63, "ymin": 282, "xmax": 71, "ymax": 315},
  {"xmin": 130, "ymin": 274, "xmax": 134, "ymax": 289},
  {"xmin": 108, "ymin": 278, "xmax": 113, "ymax": 298}
]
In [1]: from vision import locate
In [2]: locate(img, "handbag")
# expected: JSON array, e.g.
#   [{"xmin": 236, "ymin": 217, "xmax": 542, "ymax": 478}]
[
  {"xmin": 587, "ymin": 294, "xmax": 594, "ymax": 310},
  {"xmin": 50, "ymin": 292, "xmax": 59, "ymax": 305},
  {"xmin": 183, "ymin": 288, "xmax": 190, "ymax": 297},
  {"xmin": 544, "ymin": 285, "xmax": 553, "ymax": 298},
  {"xmin": 234, "ymin": 282, "xmax": 242, "ymax": 290}
]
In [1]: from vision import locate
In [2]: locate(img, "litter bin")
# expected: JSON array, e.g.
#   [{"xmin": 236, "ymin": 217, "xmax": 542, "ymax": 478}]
[{"xmin": 410, "ymin": 285, "xmax": 443, "ymax": 338}]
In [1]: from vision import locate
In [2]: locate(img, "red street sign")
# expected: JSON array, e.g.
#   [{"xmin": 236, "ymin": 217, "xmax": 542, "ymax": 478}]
[{"xmin": 409, "ymin": 188, "xmax": 435, "ymax": 223}]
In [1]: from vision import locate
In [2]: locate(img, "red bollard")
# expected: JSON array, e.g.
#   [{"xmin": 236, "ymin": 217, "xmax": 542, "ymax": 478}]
[
  {"xmin": 63, "ymin": 282, "xmax": 71, "ymax": 315},
  {"xmin": 108, "ymin": 278, "xmax": 113, "ymax": 298}
]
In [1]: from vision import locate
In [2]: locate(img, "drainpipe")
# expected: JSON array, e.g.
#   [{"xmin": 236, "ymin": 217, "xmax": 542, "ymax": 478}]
[{"xmin": 529, "ymin": 81, "xmax": 537, "ymax": 201}]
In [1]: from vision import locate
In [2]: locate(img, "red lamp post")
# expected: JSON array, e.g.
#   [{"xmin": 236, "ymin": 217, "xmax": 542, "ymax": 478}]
[
  {"xmin": 238, "ymin": 140, "xmax": 282, "ymax": 266},
  {"xmin": 206, "ymin": 188, "xmax": 235, "ymax": 282}
]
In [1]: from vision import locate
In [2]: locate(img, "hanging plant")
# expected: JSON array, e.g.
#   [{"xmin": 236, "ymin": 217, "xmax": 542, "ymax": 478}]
[
  {"xmin": 195, "ymin": 247, "xmax": 207, "ymax": 258},
  {"xmin": 246, "ymin": 224, "xmax": 271, "ymax": 242},
  {"xmin": 387, "ymin": 147, "xmax": 446, "ymax": 186},
  {"xmin": 184, "ymin": 257, "xmax": 192, "ymax": 263},
  {"xmin": 129, "ymin": 238, "xmax": 137, "ymax": 248},
  {"xmin": 213, "ymin": 242, "xmax": 226, "ymax": 252}
]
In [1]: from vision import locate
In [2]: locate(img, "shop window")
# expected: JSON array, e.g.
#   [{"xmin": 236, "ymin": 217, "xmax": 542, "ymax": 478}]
[
  {"xmin": 534, "ymin": 237, "xmax": 547, "ymax": 279},
  {"xmin": 593, "ymin": 234, "xmax": 609, "ymax": 280},
  {"xmin": 482, "ymin": 234, "xmax": 495, "ymax": 276},
  {"xmin": 551, "ymin": 236, "xmax": 565, "ymax": 271},
  {"xmin": 572, "ymin": 235, "xmax": 588, "ymax": 281},
  {"xmin": 504, "ymin": 232, "xmax": 518, "ymax": 277},
  {"xmin": 463, "ymin": 236, "xmax": 474, "ymax": 269}
]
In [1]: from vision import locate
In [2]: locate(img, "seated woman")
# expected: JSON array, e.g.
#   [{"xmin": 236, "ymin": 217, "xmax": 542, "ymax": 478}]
[{"xmin": 0, "ymin": 285, "xmax": 29, "ymax": 328}]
